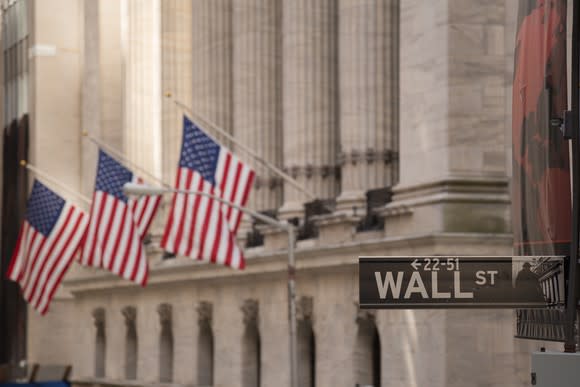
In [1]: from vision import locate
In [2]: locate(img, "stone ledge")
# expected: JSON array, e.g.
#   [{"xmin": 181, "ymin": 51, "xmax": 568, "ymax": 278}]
[
  {"xmin": 63, "ymin": 232, "xmax": 513, "ymax": 294},
  {"xmin": 72, "ymin": 378, "xmax": 193, "ymax": 387}
]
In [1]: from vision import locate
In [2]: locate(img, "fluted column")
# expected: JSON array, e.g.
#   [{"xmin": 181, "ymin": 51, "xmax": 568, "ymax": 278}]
[
  {"xmin": 192, "ymin": 0, "xmax": 233, "ymax": 143},
  {"xmin": 281, "ymin": 0, "xmax": 339, "ymax": 218},
  {"xmin": 81, "ymin": 0, "xmax": 101, "ymax": 196},
  {"xmin": 337, "ymin": 0, "xmax": 398, "ymax": 213},
  {"xmin": 161, "ymin": 0, "xmax": 192, "ymax": 183},
  {"xmin": 232, "ymin": 0, "xmax": 282, "ymax": 213},
  {"xmin": 122, "ymin": 0, "xmax": 162, "ymax": 179}
]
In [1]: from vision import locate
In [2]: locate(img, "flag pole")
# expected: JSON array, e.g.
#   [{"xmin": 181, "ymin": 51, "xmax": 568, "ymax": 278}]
[
  {"xmin": 122, "ymin": 182, "xmax": 300, "ymax": 387},
  {"xmin": 81, "ymin": 131, "xmax": 171, "ymax": 188},
  {"xmin": 20, "ymin": 160, "xmax": 92, "ymax": 205},
  {"xmin": 167, "ymin": 93, "xmax": 318, "ymax": 202},
  {"xmin": 565, "ymin": 0, "xmax": 580, "ymax": 353}
]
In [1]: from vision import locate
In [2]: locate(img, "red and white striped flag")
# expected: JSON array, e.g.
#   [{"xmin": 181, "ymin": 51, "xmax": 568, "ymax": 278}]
[
  {"xmin": 161, "ymin": 116, "xmax": 255, "ymax": 268},
  {"xmin": 80, "ymin": 150, "xmax": 161, "ymax": 285},
  {"xmin": 7, "ymin": 180, "xmax": 88, "ymax": 314}
]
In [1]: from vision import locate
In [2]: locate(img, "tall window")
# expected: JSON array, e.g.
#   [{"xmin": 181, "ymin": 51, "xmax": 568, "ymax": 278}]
[
  {"xmin": 298, "ymin": 321, "xmax": 315, "ymax": 387},
  {"xmin": 297, "ymin": 296, "xmax": 315, "ymax": 387},
  {"xmin": 158, "ymin": 303, "xmax": 173, "ymax": 383},
  {"xmin": 92, "ymin": 308, "xmax": 106, "ymax": 378},
  {"xmin": 122, "ymin": 306, "xmax": 138, "ymax": 380},
  {"xmin": 197, "ymin": 302, "xmax": 214, "ymax": 386},
  {"xmin": 355, "ymin": 311, "xmax": 380, "ymax": 387},
  {"xmin": 241, "ymin": 300, "xmax": 260, "ymax": 387},
  {"xmin": 2, "ymin": 0, "xmax": 29, "ymax": 126}
]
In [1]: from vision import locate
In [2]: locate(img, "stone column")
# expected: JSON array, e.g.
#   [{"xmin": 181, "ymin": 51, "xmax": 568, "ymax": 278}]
[
  {"xmin": 161, "ymin": 0, "xmax": 192, "ymax": 184},
  {"xmin": 281, "ymin": 0, "xmax": 339, "ymax": 218},
  {"xmin": 99, "ymin": 0, "xmax": 124, "ymax": 153},
  {"xmin": 232, "ymin": 0, "xmax": 282, "ymax": 213},
  {"xmin": 337, "ymin": 0, "xmax": 398, "ymax": 213},
  {"xmin": 81, "ymin": 0, "xmax": 101, "ymax": 196},
  {"xmin": 380, "ymin": 0, "xmax": 510, "ymax": 237},
  {"xmin": 122, "ymin": 0, "xmax": 162, "ymax": 179},
  {"xmin": 81, "ymin": 0, "xmax": 123, "ymax": 197},
  {"xmin": 192, "ymin": 0, "xmax": 233, "ymax": 143}
]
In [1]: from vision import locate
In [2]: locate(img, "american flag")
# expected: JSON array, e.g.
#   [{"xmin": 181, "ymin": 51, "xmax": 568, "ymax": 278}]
[
  {"xmin": 7, "ymin": 180, "xmax": 88, "ymax": 314},
  {"xmin": 161, "ymin": 116, "xmax": 255, "ymax": 269},
  {"xmin": 80, "ymin": 150, "xmax": 161, "ymax": 285}
]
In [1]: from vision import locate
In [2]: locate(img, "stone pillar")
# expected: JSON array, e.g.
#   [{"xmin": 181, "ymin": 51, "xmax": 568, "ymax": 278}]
[
  {"xmin": 122, "ymin": 0, "xmax": 162, "ymax": 179},
  {"xmin": 337, "ymin": 0, "xmax": 398, "ymax": 213},
  {"xmin": 191, "ymin": 0, "xmax": 233, "ymax": 143},
  {"xmin": 81, "ymin": 0, "xmax": 101, "ymax": 196},
  {"xmin": 99, "ymin": 0, "xmax": 124, "ymax": 152},
  {"xmin": 161, "ymin": 0, "xmax": 192, "ymax": 184},
  {"xmin": 380, "ymin": 0, "xmax": 510, "ymax": 237},
  {"xmin": 81, "ymin": 0, "xmax": 123, "ymax": 197},
  {"xmin": 232, "ymin": 0, "xmax": 282, "ymax": 213},
  {"xmin": 281, "ymin": 0, "xmax": 339, "ymax": 218},
  {"xmin": 29, "ymin": 0, "xmax": 83, "ymax": 190}
]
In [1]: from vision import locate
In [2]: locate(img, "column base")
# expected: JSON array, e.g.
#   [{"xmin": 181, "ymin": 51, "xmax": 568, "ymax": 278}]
[
  {"xmin": 335, "ymin": 190, "xmax": 367, "ymax": 216},
  {"xmin": 257, "ymin": 224, "xmax": 289, "ymax": 251},
  {"xmin": 377, "ymin": 176, "xmax": 510, "ymax": 238},
  {"xmin": 311, "ymin": 212, "xmax": 362, "ymax": 245},
  {"xmin": 278, "ymin": 200, "xmax": 305, "ymax": 220}
]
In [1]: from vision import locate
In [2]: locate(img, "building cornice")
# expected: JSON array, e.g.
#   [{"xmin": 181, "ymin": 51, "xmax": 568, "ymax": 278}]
[{"xmin": 64, "ymin": 232, "xmax": 512, "ymax": 295}]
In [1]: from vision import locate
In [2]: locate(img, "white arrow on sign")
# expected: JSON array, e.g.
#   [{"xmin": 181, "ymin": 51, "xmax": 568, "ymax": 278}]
[{"xmin": 411, "ymin": 259, "xmax": 421, "ymax": 270}]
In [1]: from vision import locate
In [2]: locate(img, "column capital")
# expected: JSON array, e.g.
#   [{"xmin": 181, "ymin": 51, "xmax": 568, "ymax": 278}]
[
  {"xmin": 92, "ymin": 307, "xmax": 105, "ymax": 327},
  {"xmin": 241, "ymin": 299, "xmax": 259, "ymax": 327},
  {"xmin": 197, "ymin": 301, "xmax": 213, "ymax": 327},
  {"xmin": 121, "ymin": 306, "xmax": 137, "ymax": 326}
]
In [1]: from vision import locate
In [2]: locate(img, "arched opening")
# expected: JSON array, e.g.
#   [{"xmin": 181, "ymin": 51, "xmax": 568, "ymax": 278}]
[
  {"xmin": 159, "ymin": 322, "xmax": 173, "ymax": 382},
  {"xmin": 242, "ymin": 324, "xmax": 261, "ymax": 387},
  {"xmin": 372, "ymin": 326, "xmax": 381, "ymax": 387},
  {"xmin": 125, "ymin": 321, "xmax": 137, "ymax": 380},
  {"xmin": 93, "ymin": 308, "xmax": 106, "ymax": 378},
  {"xmin": 197, "ymin": 322, "xmax": 214, "ymax": 386},
  {"xmin": 355, "ymin": 317, "xmax": 380, "ymax": 387},
  {"xmin": 298, "ymin": 320, "xmax": 315, "ymax": 387},
  {"xmin": 158, "ymin": 304, "xmax": 173, "ymax": 383}
]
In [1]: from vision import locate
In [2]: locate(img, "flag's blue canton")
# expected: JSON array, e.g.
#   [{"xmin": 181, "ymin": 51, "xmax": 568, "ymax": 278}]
[
  {"xmin": 95, "ymin": 150, "xmax": 133, "ymax": 202},
  {"xmin": 26, "ymin": 180, "xmax": 65, "ymax": 237},
  {"xmin": 179, "ymin": 116, "xmax": 220, "ymax": 186}
]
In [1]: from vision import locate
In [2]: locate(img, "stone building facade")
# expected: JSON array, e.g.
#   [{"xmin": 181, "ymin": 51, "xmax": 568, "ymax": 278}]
[{"xmin": 1, "ymin": 0, "xmax": 560, "ymax": 386}]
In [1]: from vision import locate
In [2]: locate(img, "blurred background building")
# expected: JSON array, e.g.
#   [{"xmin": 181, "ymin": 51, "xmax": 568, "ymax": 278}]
[{"xmin": 0, "ymin": 0, "xmax": 551, "ymax": 386}]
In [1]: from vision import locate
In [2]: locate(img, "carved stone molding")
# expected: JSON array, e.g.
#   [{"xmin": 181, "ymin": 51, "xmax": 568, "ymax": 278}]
[
  {"xmin": 296, "ymin": 296, "xmax": 314, "ymax": 322},
  {"xmin": 121, "ymin": 306, "xmax": 137, "ymax": 327},
  {"xmin": 283, "ymin": 165, "xmax": 340, "ymax": 179},
  {"xmin": 157, "ymin": 303, "xmax": 172, "ymax": 326},
  {"xmin": 338, "ymin": 149, "xmax": 398, "ymax": 166},
  {"xmin": 197, "ymin": 301, "xmax": 213, "ymax": 327},
  {"xmin": 92, "ymin": 307, "xmax": 105, "ymax": 327},
  {"xmin": 254, "ymin": 175, "xmax": 284, "ymax": 190},
  {"xmin": 355, "ymin": 303, "xmax": 376, "ymax": 325},
  {"xmin": 241, "ymin": 299, "xmax": 259, "ymax": 326}
]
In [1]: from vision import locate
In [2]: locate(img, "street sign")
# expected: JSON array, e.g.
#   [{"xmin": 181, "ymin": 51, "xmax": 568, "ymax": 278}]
[{"xmin": 359, "ymin": 256, "xmax": 565, "ymax": 309}]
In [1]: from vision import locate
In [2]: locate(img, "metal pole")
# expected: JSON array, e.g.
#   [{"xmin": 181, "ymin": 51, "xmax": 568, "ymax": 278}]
[
  {"xmin": 124, "ymin": 182, "xmax": 299, "ymax": 382},
  {"xmin": 565, "ymin": 0, "xmax": 580, "ymax": 353},
  {"xmin": 287, "ymin": 225, "xmax": 298, "ymax": 387}
]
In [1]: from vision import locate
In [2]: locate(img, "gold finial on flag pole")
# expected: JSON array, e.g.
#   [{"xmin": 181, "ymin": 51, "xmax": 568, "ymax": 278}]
[
  {"xmin": 24, "ymin": 162, "xmax": 91, "ymax": 205},
  {"xmin": 166, "ymin": 92, "xmax": 318, "ymax": 202},
  {"xmin": 82, "ymin": 132, "xmax": 169, "ymax": 188}
]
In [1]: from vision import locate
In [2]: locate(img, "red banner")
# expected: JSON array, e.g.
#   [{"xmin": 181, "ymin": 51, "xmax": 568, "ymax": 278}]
[{"xmin": 512, "ymin": 0, "xmax": 571, "ymax": 255}]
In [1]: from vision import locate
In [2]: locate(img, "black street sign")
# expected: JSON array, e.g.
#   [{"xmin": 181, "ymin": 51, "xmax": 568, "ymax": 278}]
[{"xmin": 359, "ymin": 256, "xmax": 565, "ymax": 309}]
